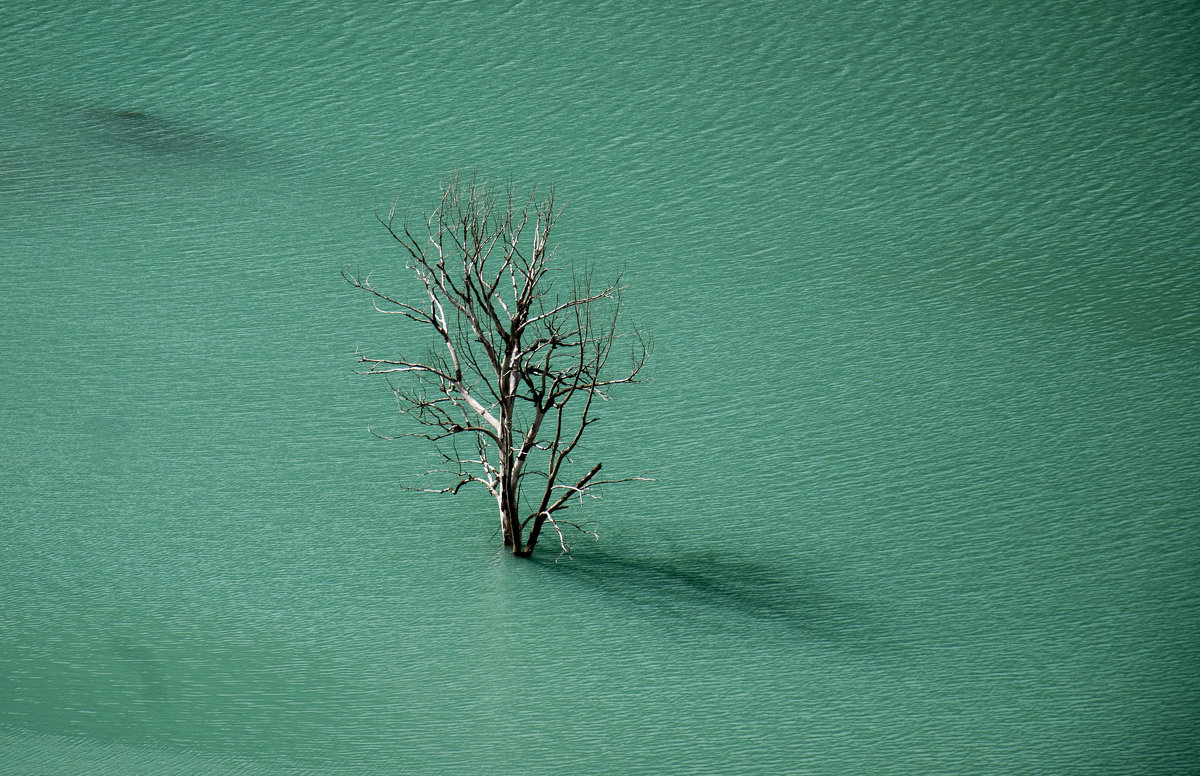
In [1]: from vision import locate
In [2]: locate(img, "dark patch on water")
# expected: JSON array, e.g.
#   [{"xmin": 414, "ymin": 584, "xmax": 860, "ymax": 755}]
[
  {"xmin": 535, "ymin": 546, "xmax": 877, "ymax": 643},
  {"xmin": 0, "ymin": 99, "xmax": 259, "ymax": 197},
  {"xmin": 78, "ymin": 105, "xmax": 240, "ymax": 160}
]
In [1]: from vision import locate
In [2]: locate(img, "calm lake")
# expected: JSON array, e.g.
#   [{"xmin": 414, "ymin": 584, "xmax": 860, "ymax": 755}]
[{"xmin": 1, "ymin": 1, "xmax": 1197, "ymax": 773}]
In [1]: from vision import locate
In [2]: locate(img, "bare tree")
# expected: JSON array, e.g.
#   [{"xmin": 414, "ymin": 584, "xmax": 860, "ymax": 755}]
[{"xmin": 344, "ymin": 174, "xmax": 649, "ymax": 557}]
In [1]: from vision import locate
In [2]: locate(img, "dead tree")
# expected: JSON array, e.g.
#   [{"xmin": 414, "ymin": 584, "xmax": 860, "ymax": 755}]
[{"xmin": 344, "ymin": 174, "xmax": 649, "ymax": 557}]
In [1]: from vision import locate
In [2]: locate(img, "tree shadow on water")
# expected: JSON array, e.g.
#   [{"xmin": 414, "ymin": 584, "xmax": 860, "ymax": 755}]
[
  {"xmin": 532, "ymin": 544, "xmax": 879, "ymax": 644},
  {"xmin": 78, "ymin": 105, "xmax": 245, "ymax": 160}
]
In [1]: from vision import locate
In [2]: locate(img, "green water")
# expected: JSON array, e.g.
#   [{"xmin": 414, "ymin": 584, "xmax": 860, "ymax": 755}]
[{"xmin": 1, "ymin": 1, "xmax": 1197, "ymax": 773}]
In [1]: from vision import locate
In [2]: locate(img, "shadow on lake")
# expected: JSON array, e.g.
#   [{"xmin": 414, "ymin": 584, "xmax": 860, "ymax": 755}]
[
  {"xmin": 529, "ymin": 544, "xmax": 877, "ymax": 643},
  {"xmin": 0, "ymin": 97, "xmax": 261, "ymax": 198},
  {"xmin": 79, "ymin": 106, "xmax": 243, "ymax": 160}
]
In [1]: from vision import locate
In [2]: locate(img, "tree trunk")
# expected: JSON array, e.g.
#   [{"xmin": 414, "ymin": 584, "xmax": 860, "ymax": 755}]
[
  {"xmin": 498, "ymin": 422, "xmax": 522, "ymax": 552},
  {"xmin": 522, "ymin": 514, "xmax": 547, "ymax": 557},
  {"xmin": 500, "ymin": 507, "xmax": 515, "ymax": 547},
  {"xmin": 501, "ymin": 487, "xmax": 522, "ymax": 553}
]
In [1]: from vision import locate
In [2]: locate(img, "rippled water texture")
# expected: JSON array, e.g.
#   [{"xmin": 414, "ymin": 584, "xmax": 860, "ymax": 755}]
[{"xmin": 1, "ymin": 1, "xmax": 1197, "ymax": 773}]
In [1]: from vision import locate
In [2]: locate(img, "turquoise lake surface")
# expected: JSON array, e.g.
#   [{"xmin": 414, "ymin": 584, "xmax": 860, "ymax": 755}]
[{"xmin": 1, "ymin": 1, "xmax": 1197, "ymax": 773}]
